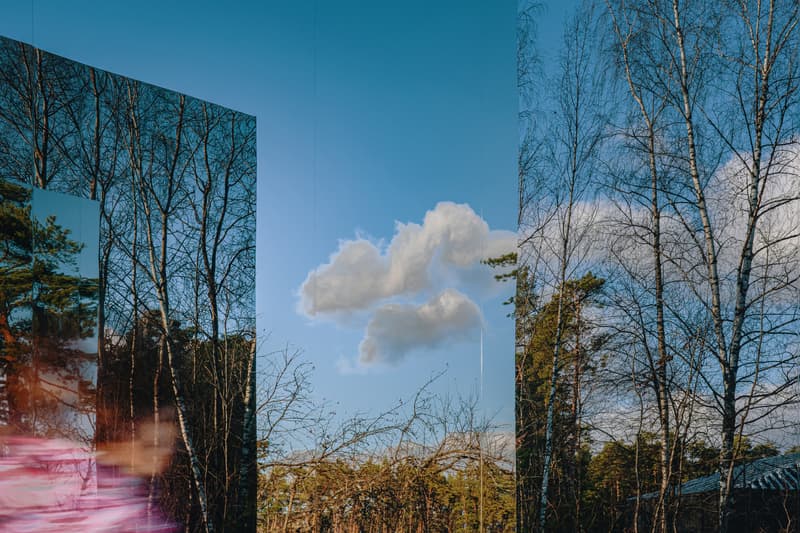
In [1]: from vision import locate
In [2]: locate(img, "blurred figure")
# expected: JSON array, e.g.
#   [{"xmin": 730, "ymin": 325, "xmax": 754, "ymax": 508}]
[{"xmin": 0, "ymin": 417, "xmax": 178, "ymax": 532}]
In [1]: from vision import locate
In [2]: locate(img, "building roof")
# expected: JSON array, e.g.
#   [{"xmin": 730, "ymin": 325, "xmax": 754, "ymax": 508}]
[{"xmin": 641, "ymin": 453, "xmax": 800, "ymax": 499}]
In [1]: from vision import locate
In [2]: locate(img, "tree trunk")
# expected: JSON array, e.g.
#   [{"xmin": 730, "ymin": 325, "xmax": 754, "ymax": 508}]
[{"xmin": 237, "ymin": 337, "xmax": 257, "ymax": 531}]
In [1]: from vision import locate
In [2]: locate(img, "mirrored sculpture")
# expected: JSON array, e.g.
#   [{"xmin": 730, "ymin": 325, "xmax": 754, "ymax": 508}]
[{"xmin": 0, "ymin": 34, "xmax": 256, "ymax": 533}]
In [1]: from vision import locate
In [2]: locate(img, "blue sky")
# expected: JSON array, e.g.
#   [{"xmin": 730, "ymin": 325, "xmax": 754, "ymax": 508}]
[
  {"xmin": 32, "ymin": 188, "xmax": 100, "ymax": 281},
  {"xmin": 0, "ymin": 1, "xmax": 576, "ymax": 433}
]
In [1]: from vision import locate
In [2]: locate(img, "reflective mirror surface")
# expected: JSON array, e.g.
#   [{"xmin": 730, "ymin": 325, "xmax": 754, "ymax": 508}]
[{"xmin": 0, "ymin": 34, "xmax": 257, "ymax": 532}]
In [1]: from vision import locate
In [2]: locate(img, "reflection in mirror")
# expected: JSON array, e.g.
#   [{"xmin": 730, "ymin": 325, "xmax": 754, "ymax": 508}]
[
  {"xmin": 0, "ymin": 178, "xmax": 32, "ymax": 429},
  {"xmin": 0, "ymin": 179, "xmax": 99, "ymax": 446},
  {"xmin": 0, "ymin": 37, "xmax": 35, "ymax": 185},
  {"xmin": 30, "ymin": 187, "xmax": 99, "ymax": 444},
  {"xmin": 0, "ymin": 34, "xmax": 257, "ymax": 529}
]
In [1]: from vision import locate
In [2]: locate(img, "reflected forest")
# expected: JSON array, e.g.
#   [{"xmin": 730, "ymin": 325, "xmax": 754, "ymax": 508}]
[
  {"xmin": 517, "ymin": 1, "xmax": 800, "ymax": 533},
  {"xmin": 0, "ymin": 181, "xmax": 98, "ymax": 442},
  {"xmin": 0, "ymin": 35, "xmax": 256, "ymax": 532}
]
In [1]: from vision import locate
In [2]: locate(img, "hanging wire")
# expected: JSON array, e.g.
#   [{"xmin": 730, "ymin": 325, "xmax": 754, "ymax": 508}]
[
  {"xmin": 311, "ymin": 0, "xmax": 318, "ymax": 313},
  {"xmin": 478, "ymin": 323, "xmax": 485, "ymax": 533},
  {"xmin": 479, "ymin": 324, "xmax": 484, "ymax": 532},
  {"xmin": 479, "ymin": 211, "xmax": 485, "ymax": 533}
]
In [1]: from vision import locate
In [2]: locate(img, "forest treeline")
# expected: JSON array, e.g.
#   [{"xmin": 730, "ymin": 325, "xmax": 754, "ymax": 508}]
[
  {"xmin": 517, "ymin": 1, "xmax": 800, "ymax": 532},
  {"xmin": 255, "ymin": 355, "xmax": 515, "ymax": 533}
]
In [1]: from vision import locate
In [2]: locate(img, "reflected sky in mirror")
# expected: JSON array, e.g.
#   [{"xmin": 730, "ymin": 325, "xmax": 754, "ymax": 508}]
[
  {"xmin": 0, "ymin": 178, "xmax": 99, "ymax": 442},
  {"xmin": 31, "ymin": 187, "xmax": 100, "ymax": 356}
]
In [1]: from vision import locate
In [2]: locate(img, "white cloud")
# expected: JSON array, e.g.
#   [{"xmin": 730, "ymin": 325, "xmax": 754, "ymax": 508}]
[
  {"xmin": 707, "ymin": 148, "xmax": 800, "ymax": 298},
  {"xmin": 357, "ymin": 288, "xmax": 482, "ymax": 366},
  {"xmin": 298, "ymin": 202, "xmax": 516, "ymax": 317}
]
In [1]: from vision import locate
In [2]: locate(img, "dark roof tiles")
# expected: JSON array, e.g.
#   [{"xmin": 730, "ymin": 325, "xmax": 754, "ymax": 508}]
[{"xmin": 641, "ymin": 453, "xmax": 800, "ymax": 499}]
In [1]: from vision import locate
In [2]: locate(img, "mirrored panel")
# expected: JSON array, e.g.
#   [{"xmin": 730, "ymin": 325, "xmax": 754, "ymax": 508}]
[
  {"xmin": 0, "ymin": 179, "xmax": 98, "ymax": 443},
  {"xmin": 0, "ymin": 177, "xmax": 33, "ymax": 430},
  {"xmin": 29, "ymin": 187, "xmax": 98, "ymax": 443}
]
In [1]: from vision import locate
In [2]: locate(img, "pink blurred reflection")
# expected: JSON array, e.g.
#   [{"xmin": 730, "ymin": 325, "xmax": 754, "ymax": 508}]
[{"xmin": 0, "ymin": 432, "xmax": 178, "ymax": 532}]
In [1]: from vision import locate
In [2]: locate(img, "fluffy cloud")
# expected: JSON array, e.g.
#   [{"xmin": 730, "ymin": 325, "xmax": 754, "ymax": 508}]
[
  {"xmin": 298, "ymin": 202, "xmax": 516, "ymax": 317},
  {"xmin": 707, "ymin": 148, "xmax": 800, "ymax": 279},
  {"xmin": 357, "ymin": 289, "xmax": 482, "ymax": 366}
]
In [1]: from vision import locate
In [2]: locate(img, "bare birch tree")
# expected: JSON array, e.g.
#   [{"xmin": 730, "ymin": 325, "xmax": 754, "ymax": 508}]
[
  {"xmin": 520, "ymin": 4, "xmax": 609, "ymax": 529},
  {"xmin": 602, "ymin": 2, "xmax": 800, "ymax": 531},
  {"xmin": 604, "ymin": 4, "xmax": 683, "ymax": 529}
]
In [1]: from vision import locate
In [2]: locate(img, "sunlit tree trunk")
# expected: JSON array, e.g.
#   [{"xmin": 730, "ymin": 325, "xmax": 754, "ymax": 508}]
[{"xmin": 137, "ymin": 93, "xmax": 214, "ymax": 533}]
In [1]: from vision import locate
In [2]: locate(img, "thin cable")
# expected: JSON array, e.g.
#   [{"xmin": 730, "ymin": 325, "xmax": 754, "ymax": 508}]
[
  {"xmin": 479, "ymin": 212, "xmax": 485, "ymax": 532},
  {"xmin": 479, "ymin": 324, "xmax": 484, "ymax": 532},
  {"xmin": 311, "ymin": 0, "xmax": 318, "ymax": 313},
  {"xmin": 480, "ymin": 324, "xmax": 484, "ymax": 400}
]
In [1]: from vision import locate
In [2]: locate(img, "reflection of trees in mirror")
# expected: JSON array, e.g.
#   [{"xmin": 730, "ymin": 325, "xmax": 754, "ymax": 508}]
[
  {"xmin": 0, "ymin": 34, "xmax": 258, "ymax": 532},
  {"xmin": 0, "ymin": 179, "xmax": 32, "ymax": 428},
  {"xmin": 0, "ymin": 177, "xmax": 98, "ymax": 441},
  {"xmin": 99, "ymin": 309, "xmax": 256, "ymax": 531}
]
